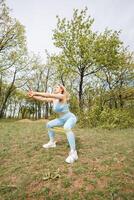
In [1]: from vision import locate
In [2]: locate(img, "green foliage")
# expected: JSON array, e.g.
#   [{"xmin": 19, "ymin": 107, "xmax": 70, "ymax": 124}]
[
  {"xmin": 53, "ymin": 8, "xmax": 98, "ymax": 107},
  {"xmin": 0, "ymin": 0, "xmax": 30, "ymax": 118},
  {"xmin": 88, "ymin": 105, "xmax": 102, "ymax": 127},
  {"xmin": 99, "ymin": 108, "xmax": 134, "ymax": 129},
  {"xmin": 78, "ymin": 107, "xmax": 134, "ymax": 129},
  {"xmin": 69, "ymin": 94, "xmax": 80, "ymax": 114},
  {"xmin": 94, "ymin": 29, "xmax": 123, "ymax": 68},
  {"xmin": 78, "ymin": 105, "xmax": 101, "ymax": 128}
]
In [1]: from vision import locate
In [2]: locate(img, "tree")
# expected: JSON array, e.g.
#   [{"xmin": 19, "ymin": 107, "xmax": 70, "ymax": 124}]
[
  {"xmin": 25, "ymin": 53, "xmax": 54, "ymax": 119},
  {"xmin": 53, "ymin": 8, "xmax": 99, "ymax": 108},
  {"xmin": 94, "ymin": 29, "xmax": 134, "ymax": 108},
  {"xmin": 0, "ymin": 0, "xmax": 30, "ymax": 118}
]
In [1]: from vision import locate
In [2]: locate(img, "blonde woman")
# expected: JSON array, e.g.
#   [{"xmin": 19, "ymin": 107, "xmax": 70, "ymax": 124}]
[{"xmin": 28, "ymin": 85, "xmax": 78, "ymax": 164}]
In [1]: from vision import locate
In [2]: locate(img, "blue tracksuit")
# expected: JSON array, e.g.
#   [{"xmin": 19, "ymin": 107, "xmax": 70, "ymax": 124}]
[{"xmin": 46, "ymin": 101, "xmax": 77, "ymax": 150}]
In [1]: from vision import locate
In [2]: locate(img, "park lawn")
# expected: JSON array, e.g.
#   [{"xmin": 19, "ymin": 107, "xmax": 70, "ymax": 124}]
[{"xmin": 0, "ymin": 120, "xmax": 134, "ymax": 200}]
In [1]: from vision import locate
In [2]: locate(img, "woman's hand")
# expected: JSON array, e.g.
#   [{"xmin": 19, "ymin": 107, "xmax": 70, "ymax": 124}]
[{"xmin": 28, "ymin": 90, "xmax": 35, "ymax": 98}]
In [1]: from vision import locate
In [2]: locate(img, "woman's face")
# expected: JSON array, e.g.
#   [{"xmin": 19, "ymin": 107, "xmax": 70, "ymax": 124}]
[{"xmin": 54, "ymin": 85, "xmax": 63, "ymax": 94}]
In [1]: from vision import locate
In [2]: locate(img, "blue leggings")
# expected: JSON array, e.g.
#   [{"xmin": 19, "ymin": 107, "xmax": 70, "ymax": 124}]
[{"xmin": 46, "ymin": 112, "xmax": 77, "ymax": 150}]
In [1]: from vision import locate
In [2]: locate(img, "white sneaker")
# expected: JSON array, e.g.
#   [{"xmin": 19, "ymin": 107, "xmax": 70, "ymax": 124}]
[
  {"xmin": 65, "ymin": 150, "xmax": 78, "ymax": 164},
  {"xmin": 42, "ymin": 141, "xmax": 56, "ymax": 149}
]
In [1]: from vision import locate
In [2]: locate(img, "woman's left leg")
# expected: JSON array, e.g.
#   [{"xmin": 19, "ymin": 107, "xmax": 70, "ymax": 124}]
[
  {"xmin": 63, "ymin": 116, "xmax": 78, "ymax": 163},
  {"xmin": 63, "ymin": 117, "xmax": 77, "ymax": 151}
]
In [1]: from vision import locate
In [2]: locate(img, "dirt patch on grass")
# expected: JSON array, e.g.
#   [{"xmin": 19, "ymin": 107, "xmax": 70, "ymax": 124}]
[
  {"xmin": 73, "ymin": 178, "xmax": 84, "ymax": 189},
  {"xmin": 17, "ymin": 119, "xmax": 48, "ymax": 123},
  {"xmin": 97, "ymin": 177, "xmax": 109, "ymax": 189},
  {"xmin": 27, "ymin": 180, "xmax": 48, "ymax": 194},
  {"xmin": 67, "ymin": 166, "xmax": 74, "ymax": 177},
  {"xmin": 86, "ymin": 184, "xmax": 95, "ymax": 191},
  {"xmin": 17, "ymin": 119, "xmax": 33, "ymax": 123},
  {"xmin": 10, "ymin": 176, "xmax": 19, "ymax": 185},
  {"xmin": 36, "ymin": 119, "xmax": 49, "ymax": 122}
]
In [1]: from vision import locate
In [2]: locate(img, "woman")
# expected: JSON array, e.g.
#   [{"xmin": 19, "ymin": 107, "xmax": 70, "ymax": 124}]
[{"xmin": 28, "ymin": 85, "xmax": 78, "ymax": 164}]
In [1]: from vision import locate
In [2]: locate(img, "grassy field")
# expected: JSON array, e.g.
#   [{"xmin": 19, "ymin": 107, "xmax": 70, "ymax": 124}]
[{"xmin": 0, "ymin": 120, "xmax": 134, "ymax": 200}]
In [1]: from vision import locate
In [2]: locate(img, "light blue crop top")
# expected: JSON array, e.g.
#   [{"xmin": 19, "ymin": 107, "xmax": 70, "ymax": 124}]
[{"xmin": 53, "ymin": 101, "xmax": 70, "ymax": 113}]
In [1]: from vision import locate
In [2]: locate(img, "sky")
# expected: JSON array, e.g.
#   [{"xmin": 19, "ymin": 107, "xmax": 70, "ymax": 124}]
[{"xmin": 7, "ymin": 0, "xmax": 134, "ymax": 59}]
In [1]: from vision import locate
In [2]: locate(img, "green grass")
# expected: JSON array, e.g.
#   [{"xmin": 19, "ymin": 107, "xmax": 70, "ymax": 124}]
[{"xmin": 0, "ymin": 119, "xmax": 134, "ymax": 200}]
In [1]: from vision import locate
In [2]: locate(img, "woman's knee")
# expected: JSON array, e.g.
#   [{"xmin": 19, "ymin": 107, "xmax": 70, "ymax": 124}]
[
  {"xmin": 64, "ymin": 117, "xmax": 77, "ymax": 131},
  {"xmin": 63, "ymin": 124, "xmax": 71, "ymax": 132},
  {"xmin": 46, "ymin": 121, "xmax": 52, "ymax": 128}
]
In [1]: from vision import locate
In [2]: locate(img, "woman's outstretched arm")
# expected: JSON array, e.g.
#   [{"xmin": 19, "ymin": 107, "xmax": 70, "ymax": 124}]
[
  {"xmin": 29, "ymin": 91, "xmax": 64, "ymax": 100},
  {"xmin": 28, "ymin": 92, "xmax": 53, "ymax": 102},
  {"xmin": 32, "ymin": 96, "xmax": 53, "ymax": 102}
]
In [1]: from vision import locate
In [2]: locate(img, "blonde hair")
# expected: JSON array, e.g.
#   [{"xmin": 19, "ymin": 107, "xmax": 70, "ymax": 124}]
[{"xmin": 59, "ymin": 84, "xmax": 70, "ymax": 101}]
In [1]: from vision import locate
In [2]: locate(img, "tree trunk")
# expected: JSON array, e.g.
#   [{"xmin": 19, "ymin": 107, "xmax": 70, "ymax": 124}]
[
  {"xmin": 13, "ymin": 101, "xmax": 17, "ymax": 118},
  {"xmin": 50, "ymin": 102, "xmax": 53, "ymax": 115},
  {"xmin": 0, "ymin": 70, "xmax": 17, "ymax": 118},
  {"xmin": 119, "ymin": 94, "xmax": 124, "ymax": 108},
  {"xmin": 45, "ymin": 102, "xmax": 49, "ymax": 119},
  {"xmin": 35, "ymin": 103, "xmax": 38, "ymax": 120},
  {"xmin": 38, "ymin": 102, "xmax": 41, "ymax": 119},
  {"xmin": 60, "ymin": 73, "xmax": 65, "ymax": 86},
  {"xmin": 79, "ymin": 70, "xmax": 84, "ymax": 109},
  {"xmin": 0, "ymin": 75, "xmax": 2, "ymax": 99}
]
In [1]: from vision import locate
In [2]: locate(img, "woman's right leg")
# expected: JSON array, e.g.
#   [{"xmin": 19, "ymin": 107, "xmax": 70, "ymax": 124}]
[{"xmin": 46, "ymin": 118, "xmax": 64, "ymax": 141}]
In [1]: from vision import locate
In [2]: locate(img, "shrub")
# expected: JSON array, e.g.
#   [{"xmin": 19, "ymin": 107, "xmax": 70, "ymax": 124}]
[
  {"xmin": 78, "ymin": 107, "xmax": 134, "ymax": 129},
  {"xmin": 77, "ymin": 105, "xmax": 102, "ymax": 128},
  {"xmin": 99, "ymin": 108, "xmax": 134, "ymax": 129}
]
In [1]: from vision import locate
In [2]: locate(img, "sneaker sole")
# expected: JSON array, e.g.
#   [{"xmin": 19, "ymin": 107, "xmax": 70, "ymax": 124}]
[{"xmin": 65, "ymin": 157, "xmax": 78, "ymax": 164}]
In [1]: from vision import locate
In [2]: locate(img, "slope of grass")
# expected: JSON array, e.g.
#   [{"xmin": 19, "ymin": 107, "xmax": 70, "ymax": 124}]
[{"xmin": 0, "ymin": 120, "xmax": 134, "ymax": 200}]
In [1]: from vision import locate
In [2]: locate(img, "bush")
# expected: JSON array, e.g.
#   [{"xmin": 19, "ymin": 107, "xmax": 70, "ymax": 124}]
[
  {"xmin": 77, "ymin": 105, "xmax": 102, "ymax": 128},
  {"xmin": 99, "ymin": 108, "xmax": 134, "ymax": 129},
  {"xmin": 88, "ymin": 105, "xmax": 102, "ymax": 127},
  {"xmin": 78, "ymin": 106, "xmax": 134, "ymax": 129},
  {"xmin": 77, "ymin": 111, "xmax": 90, "ymax": 128}
]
